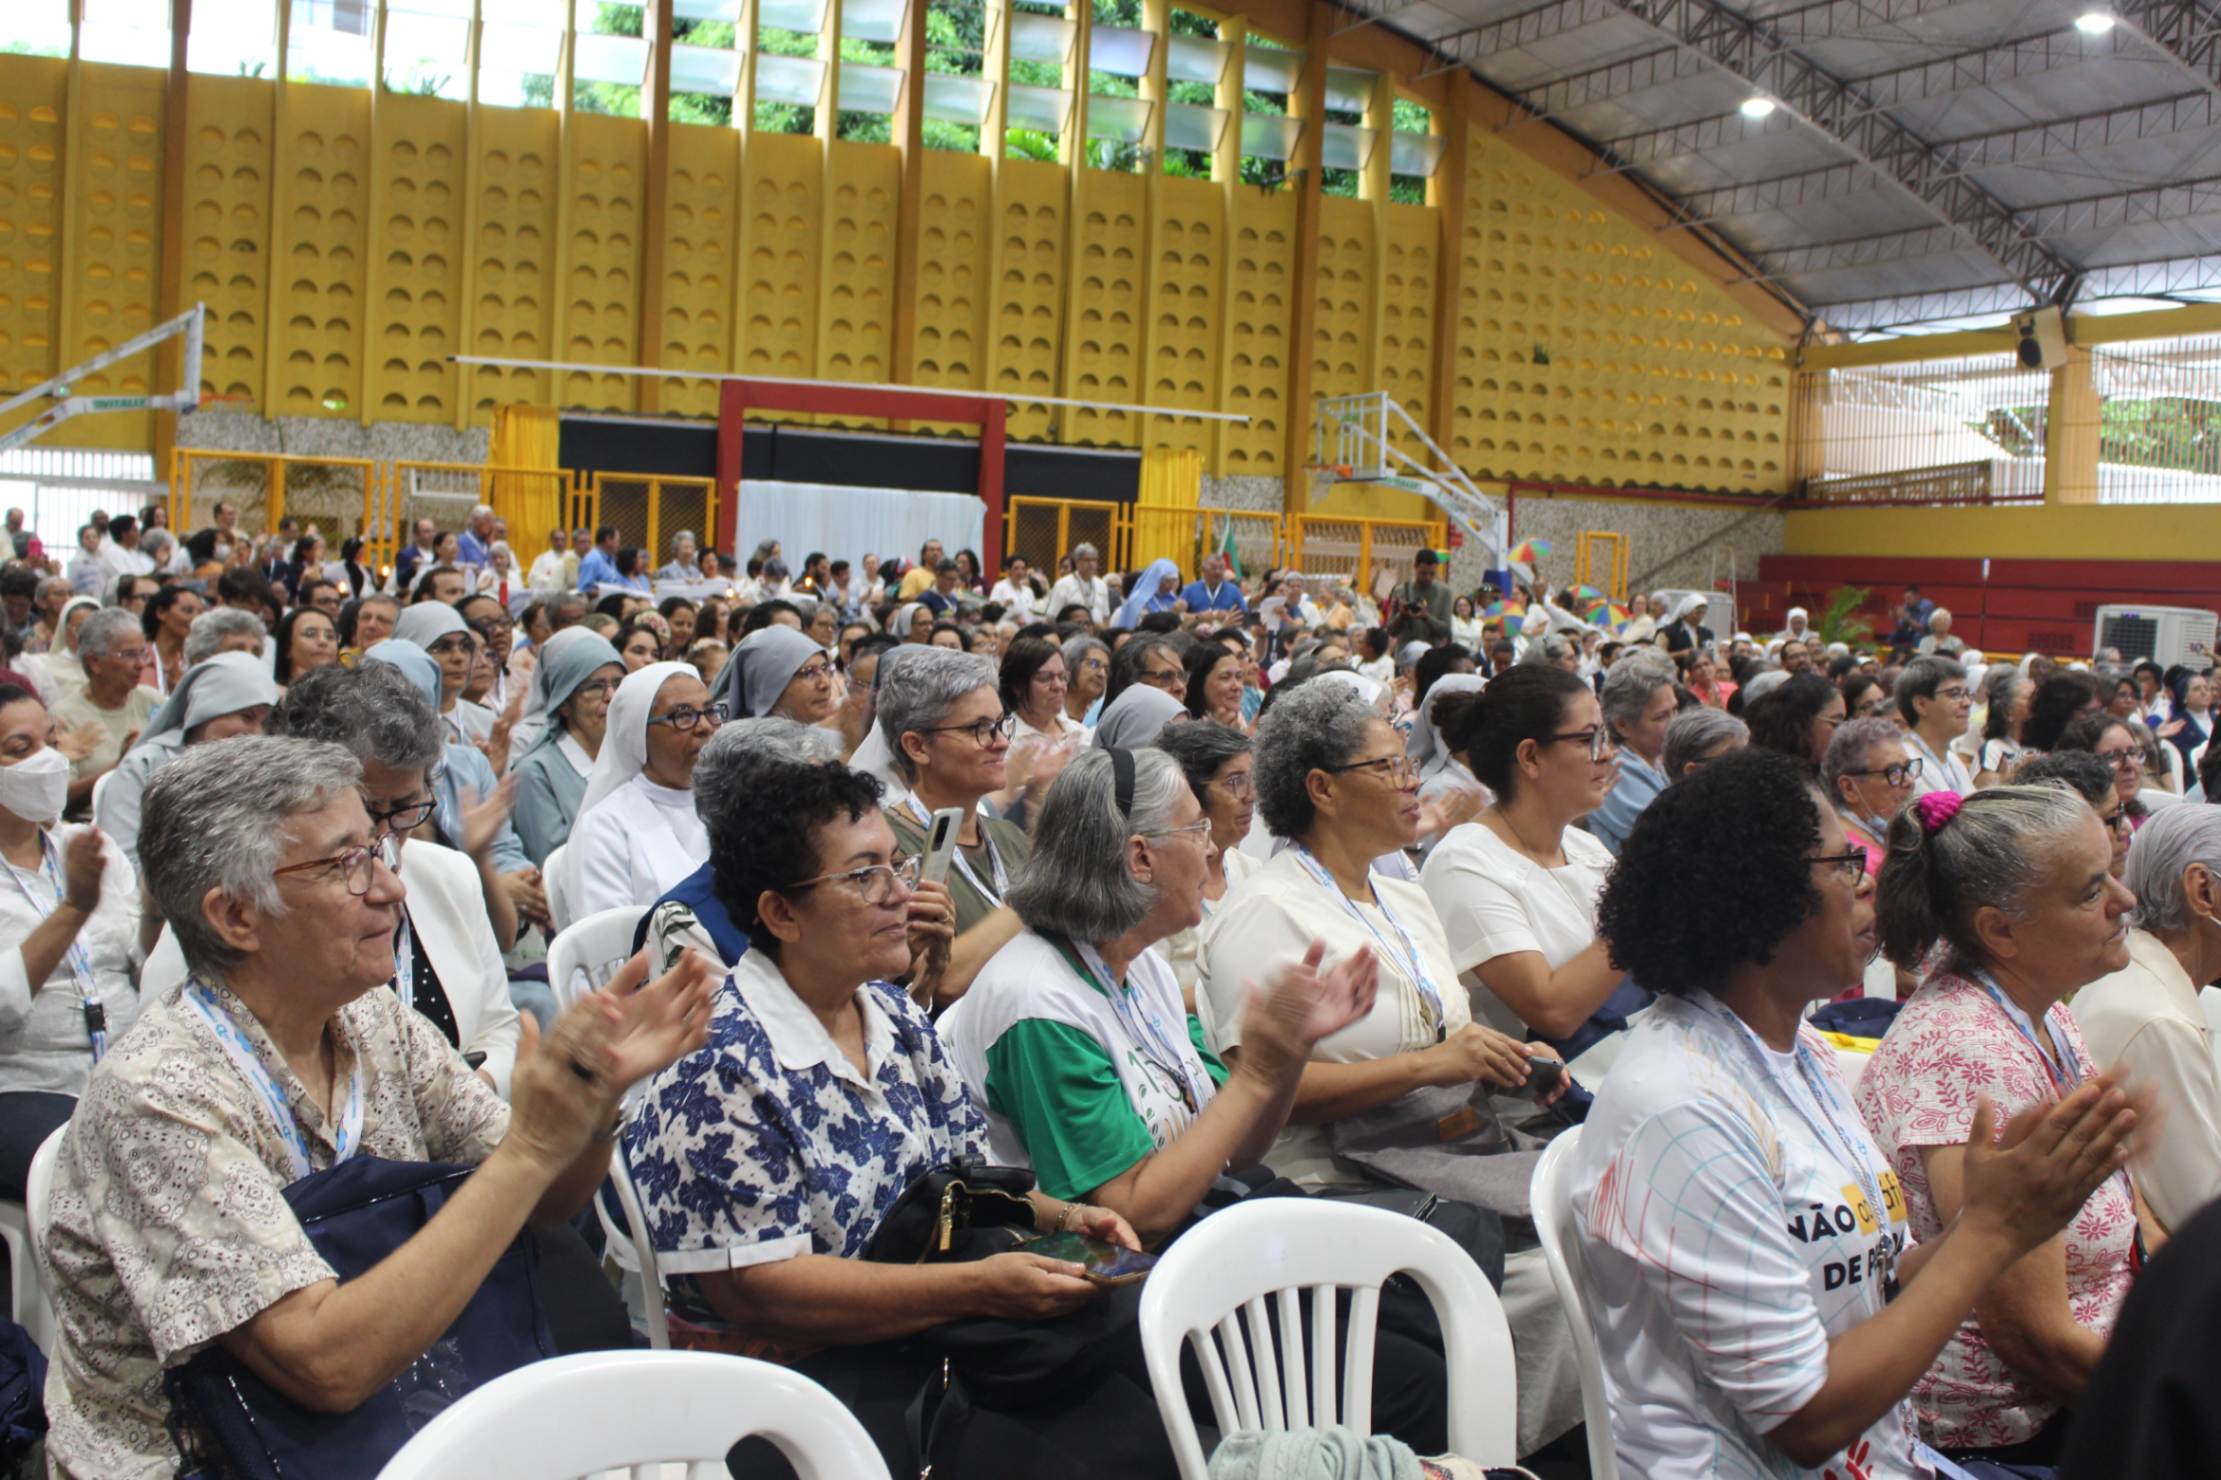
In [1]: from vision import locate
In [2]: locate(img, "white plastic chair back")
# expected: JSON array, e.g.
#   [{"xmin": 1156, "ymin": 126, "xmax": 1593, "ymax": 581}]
[
  {"xmin": 1138, "ymin": 1196, "xmax": 1517, "ymax": 1480},
  {"xmin": 1531, "ymin": 1130, "xmax": 1619, "ymax": 1480},
  {"xmin": 546, "ymin": 906, "xmax": 644, "ymax": 1013},
  {"xmin": 7, "ymin": 1124, "xmax": 68, "ymax": 1352},
  {"xmin": 375, "ymin": 1349, "xmax": 889, "ymax": 1480},
  {"xmin": 25, "ymin": 1126, "xmax": 64, "ymax": 1267},
  {"xmin": 604, "ymin": 1137, "xmax": 670, "ymax": 1348},
  {"xmin": 89, "ymin": 771, "xmax": 113, "ymax": 830},
  {"xmin": 540, "ymin": 842, "xmax": 570, "ymax": 933},
  {"xmin": 2202, "ymin": 985, "xmax": 2221, "ymax": 1046}
]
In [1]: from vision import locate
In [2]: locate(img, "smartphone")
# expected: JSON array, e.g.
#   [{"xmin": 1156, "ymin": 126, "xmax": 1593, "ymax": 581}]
[
  {"xmin": 1525, "ymin": 1054, "xmax": 1566, "ymax": 1096},
  {"xmin": 1015, "ymin": 1231, "xmax": 1160, "ymax": 1286},
  {"xmin": 919, "ymin": 806, "xmax": 966, "ymax": 886}
]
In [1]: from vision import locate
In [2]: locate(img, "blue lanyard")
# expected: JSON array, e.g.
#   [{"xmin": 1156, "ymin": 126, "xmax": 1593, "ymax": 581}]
[
  {"xmin": 1288, "ymin": 844, "xmax": 1446, "ymax": 1039},
  {"xmin": 1973, "ymin": 970, "xmax": 2139, "ymax": 1213},
  {"xmin": 1054, "ymin": 936, "xmax": 1210, "ymax": 1115},
  {"xmin": 3, "ymin": 831, "xmax": 104, "ymax": 1060},
  {"xmin": 392, "ymin": 916, "xmax": 416, "ymax": 1009},
  {"xmin": 185, "ymin": 979, "xmax": 363, "ymax": 1182}
]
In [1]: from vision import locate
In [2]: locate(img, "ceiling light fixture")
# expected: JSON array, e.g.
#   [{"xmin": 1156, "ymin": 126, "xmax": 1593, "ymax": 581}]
[
  {"xmin": 1739, "ymin": 95, "xmax": 1778, "ymax": 119},
  {"xmin": 2074, "ymin": 10, "xmax": 2117, "ymax": 34}
]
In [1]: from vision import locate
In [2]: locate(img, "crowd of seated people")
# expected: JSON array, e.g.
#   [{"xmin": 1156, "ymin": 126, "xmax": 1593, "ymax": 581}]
[{"xmin": 7, "ymin": 499, "xmax": 2221, "ymax": 1477}]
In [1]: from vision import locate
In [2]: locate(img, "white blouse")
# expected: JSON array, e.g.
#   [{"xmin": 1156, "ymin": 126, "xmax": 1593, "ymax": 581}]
[
  {"xmin": 567, "ymin": 773, "xmax": 709, "ymax": 921},
  {"xmin": 1419, "ymin": 819, "xmax": 1611, "ymax": 1042},
  {"xmin": 0, "ymin": 827, "xmax": 143, "ymax": 1097}
]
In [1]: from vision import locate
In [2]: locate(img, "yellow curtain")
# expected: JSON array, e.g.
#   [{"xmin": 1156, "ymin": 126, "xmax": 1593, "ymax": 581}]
[
  {"xmin": 488, "ymin": 404, "xmax": 568, "ymax": 560},
  {"xmin": 1130, "ymin": 446, "xmax": 1204, "ymax": 573}
]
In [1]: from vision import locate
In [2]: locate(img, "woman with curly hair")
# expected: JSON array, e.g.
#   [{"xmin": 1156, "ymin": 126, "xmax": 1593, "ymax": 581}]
[
  {"xmin": 1745, "ymin": 671, "xmax": 1847, "ymax": 775},
  {"xmin": 1571, "ymin": 750, "xmax": 2141, "ymax": 1480}
]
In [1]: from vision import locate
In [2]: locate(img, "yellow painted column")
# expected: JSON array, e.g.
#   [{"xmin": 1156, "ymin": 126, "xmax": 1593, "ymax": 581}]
[
  {"xmin": 638, "ymin": 0, "xmax": 676, "ymax": 415},
  {"xmin": 889, "ymin": 0, "xmax": 929, "ymax": 386},
  {"xmin": 728, "ymin": 0, "xmax": 759, "ymax": 373},
  {"xmin": 360, "ymin": 0, "xmax": 391, "ymax": 426},
  {"xmin": 1137, "ymin": 0, "xmax": 1172, "ymax": 452},
  {"xmin": 1426, "ymin": 77, "xmax": 1469, "ymax": 458},
  {"xmin": 1207, "ymin": 15, "xmax": 1245, "ymax": 475},
  {"xmin": 154, "ymin": 0, "xmax": 193, "ymax": 473},
  {"xmin": 979, "ymin": 0, "xmax": 1015, "ymax": 401},
  {"xmin": 455, "ymin": 0, "xmax": 485, "ymax": 429},
  {"xmin": 1278, "ymin": 2, "xmax": 1330, "ymax": 499},
  {"xmin": 2044, "ymin": 346, "xmax": 2101, "ymax": 506},
  {"xmin": 1051, "ymin": 0, "xmax": 1097, "ymax": 444}
]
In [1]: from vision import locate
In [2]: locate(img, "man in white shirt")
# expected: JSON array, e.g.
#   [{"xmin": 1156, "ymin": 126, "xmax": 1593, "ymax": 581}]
[
  {"xmin": 989, "ymin": 556, "xmax": 1040, "ymax": 622},
  {"xmin": 527, "ymin": 528, "xmax": 570, "ymax": 594},
  {"xmin": 1046, "ymin": 543, "xmax": 1111, "ymax": 625},
  {"xmin": 94, "ymin": 516, "xmax": 155, "ymax": 591}
]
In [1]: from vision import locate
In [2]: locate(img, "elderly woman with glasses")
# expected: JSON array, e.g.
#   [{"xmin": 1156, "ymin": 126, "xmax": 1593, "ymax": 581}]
[
  {"xmin": 560, "ymin": 661, "xmax": 724, "ymax": 925},
  {"xmin": 1590, "ymin": 652, "xmax": 1680, "ymax": 855},
  {"xmin": 45, "ymin": 735, "xmax": 710, "ymax": 1478},
  {"xmin": 1001, "ymin": 636, "xmax": 1088, "ymax": 748},
  {"xmin": 718, "ymin": 624, "xmax": 837, "ymax": 724},
  {"xmin": 1572, "ymin": 749, "xmax": 2137, "ymax": 1480},
  {"xmin": 1149, "ymin": 720, "xmax": 1259, "ymax": 1008},
  {"xmin": 1822, "ymin": 715, "xmax": 1921, "ymax": 875},
  {"xmin": 1662, "ymin": 706, "xmax": 1747, "ymax": 780},
  {"xmin": 1859, "ymin": 783, "xmax": 2153, "ymax": 1467},
  {"xmin": 2072, "ymin": 803, "xmax": 2221, "ymax": 1238},
  {"xmin": 2059, "ymin": 709, "xmax": 2178, "ymax": 830},
  {"xmin": 1060, "ymin": 634, "xmax": 1110, "ymax": 729},
  {"xmin": 1420, "ymin": 664, "xmax": 1638, "ymax": 1079}
]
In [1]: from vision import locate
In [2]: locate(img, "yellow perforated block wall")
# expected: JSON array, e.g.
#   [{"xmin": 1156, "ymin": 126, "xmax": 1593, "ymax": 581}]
[
  {"xmin": 59, "ymin": 63, "xmax": 167, "ymax": 450},
  {"xmin": 662, "ymin": 124, "xmax": 739, "ymax": 419},
  {"xmin": 1144, "ymin": 174, "xmax": 1223, "ymax": 459},
  {"xmin": 1221, "ymin": 188, "xmax": 1297, "ymax": 477},
  {"xmin": 0, "ymin": 58, "xmax": 67, "ymax": 444},
  {"xmin": 370, "ymin": 90, "xmax": 465, "ymax": 423},
  {"xmin": 990, "ymin": 157, "xmax": 1065, "ymax": 444},
  {"xmin": 1065, "ymin": 169, "xmax": 1146, "ymax": 449},
  {"xmin": 273, "ymin": 83, "xmax": 368, "ymax": 421},
  {"xmin": 559, "ymin": 110, "xmax": 644, "ymax": 414},
  {"xmin": 1450, "ymin": 126, "xmax": 1789, "ymax": 491},
  {"xmin": 1311, "ymin": 195, "xmax": 1372, "ymax": 410},
  {"xmin": 1379, "ymin": 202, "xmax": 1436, "ymax": 463},
  {"xmin": 818, "ymin": 140, "xmax": 899, "ymax": 421},
  {"xmin": 914, "ymin": 149, "xmax": 988, "ymax": 394},
  {"xmin": 739, "ymin": 130, "xmax": 821, "ymax": 385},
  {"xmin": 470, "ymin": 107, "xmax": 561, "ymax": 417},
  {"xmin": 181, "ymin": 73, "xmax": 272, "ymax": 412}
]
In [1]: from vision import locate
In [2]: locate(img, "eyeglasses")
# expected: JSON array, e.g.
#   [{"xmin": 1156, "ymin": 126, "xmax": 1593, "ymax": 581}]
[
  {"xmin": 2101, "ymin": 807, "xmax": 2134, "ymax": 836},
  {"xmin": 1809, "ymin": 849, "xmax": 1868, "ymax": 884},
  {"xmin": 272, "ymin": 831, "xmax": 399, "ymax": 897},
  {"xmin": 425, "ymin": 635, "xmax": 473, "ymax": 659},
  {"xmin": 1843, "ymin": 757, "xmax": 1924, "ymax": 787},
  {"xmin": 573, "ymin": 678, "xmax": 620, "ymax": 702},
  {"xmin": 2097, "ymin": 747, "xmax": 2149, "ymax": 773},
  {"xmin": 1933, "ymin": 686, "xmax": 1970, "ymax": 703},
  {"xmin": 1142, "ymin": 818, "xmax": 1214, "ymax": 845},
  {"xmin": 1548, "ymin": 728, "xmax": 1617, "ymax": 762},
  {"xmin": 786, "ymin": 852, "xmax": 922, "ymax": 906},
  {"xmin": 468, "ymin": 618, "xmax": 512, "ymax": 640},
  {"xmin": 365, "ymin": 794, "xmax": 437, "ymax": 837},
  {"xmin": 1214, "ymin": 769, "xmax": 1255, "ymax": 801},
  {"xmin": 1139, "ymin": 664, "xmax": 1186, "ymax": 692},
  {"xmin": 921, "ymin": 711, "xmax": 1017, "ymax": 748},
  {"xmin": 646, "ymin": 700, "xmax": 728, "ymax": 733},
  {"xmin": 1854, "ymin": 698, "xmax": 1894, "ymax": 718},
  {"xmin": 1328, "ymin": 754, "xmax": 1419, "ymax": 787},
  {"xmin": 793, "ymin": 657, "xmax": 834, "ymax": 684}
]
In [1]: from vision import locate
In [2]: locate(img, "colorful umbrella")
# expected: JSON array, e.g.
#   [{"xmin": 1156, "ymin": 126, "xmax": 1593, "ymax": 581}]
[
  {"xmin": 1567, "ymin": 583, "xmax": 1608, "ymax": 605},
  {"xmin": 1507, "ymin": 539, "xmax": 1554, "ymax": 567},
  {"xmin": 1587, "ymin": 600, "xmax": 1632, "ymax": 630},
  {"xmin": 1482, "ymin": 599, "xmax": 1527, "ymax": 621}
]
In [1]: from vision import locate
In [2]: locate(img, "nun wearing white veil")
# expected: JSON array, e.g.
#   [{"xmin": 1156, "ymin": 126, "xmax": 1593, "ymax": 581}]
[
  {"xmin": 1409, "ymin": 673, "xmax": 1488, "ymax": 857},
  {"xmin": 558, "ymin": 660, "xmax": 720, "ymax": 925}
]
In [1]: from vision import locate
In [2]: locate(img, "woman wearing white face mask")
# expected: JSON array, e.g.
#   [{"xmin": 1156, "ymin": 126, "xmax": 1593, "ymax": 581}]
[{"xmin": 0, "ymin": 682, "xmax": 143, "ymax": 1198}]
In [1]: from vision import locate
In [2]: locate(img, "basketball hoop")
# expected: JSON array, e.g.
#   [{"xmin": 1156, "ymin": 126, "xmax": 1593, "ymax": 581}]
[{"xmin": 1303, "ymin": 461, "xmax": 1356, "ymax": 509}]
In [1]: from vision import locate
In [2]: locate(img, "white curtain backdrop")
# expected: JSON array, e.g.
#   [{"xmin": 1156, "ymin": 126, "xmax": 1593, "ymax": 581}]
[{"xmin": 732, "ymin": 480, "xmax": 986, "ymax": 570}]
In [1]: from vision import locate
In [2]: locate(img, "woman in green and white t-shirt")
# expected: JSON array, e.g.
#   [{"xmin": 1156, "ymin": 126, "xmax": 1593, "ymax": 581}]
[{"xmin": 938, "ymin": 746, "xmax": 1375, "ymax": 1249}]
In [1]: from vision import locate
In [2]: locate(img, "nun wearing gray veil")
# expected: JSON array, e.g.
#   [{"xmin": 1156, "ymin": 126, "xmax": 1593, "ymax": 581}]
[
  {"xmin": 95, "ymin": 651, "xmax": 278, "ymax": 869},
  {"xmin": 509, "ymin": 627, "xmax": 626, "ymax": 867},
  {"xmin": 361, "ymin": 639, "xmax": 533, "ymax": 884},
  {"xmin": 713, "ymin": 623, "xmax": 837, "ymax": 725}
]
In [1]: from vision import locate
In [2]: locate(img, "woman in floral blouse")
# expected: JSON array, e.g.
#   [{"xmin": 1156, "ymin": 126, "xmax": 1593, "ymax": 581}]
[{"xmin": 1859, "ymin": 783, "xmax": 2158, "ymax": 1468}]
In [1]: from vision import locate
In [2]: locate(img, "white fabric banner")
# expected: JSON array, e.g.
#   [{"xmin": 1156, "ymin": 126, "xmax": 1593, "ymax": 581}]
[{"xmin": 732, "ymin": 479, "xmax": 986, "ymax": 571}]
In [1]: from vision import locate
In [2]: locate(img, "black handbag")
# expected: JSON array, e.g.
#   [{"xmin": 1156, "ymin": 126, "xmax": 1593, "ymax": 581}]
[{"xmin": 862, "ymin": 1160, "xmax": 1037, "ymax": 1264}]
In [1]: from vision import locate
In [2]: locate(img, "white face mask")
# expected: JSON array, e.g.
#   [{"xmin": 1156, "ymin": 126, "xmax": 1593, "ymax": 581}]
[{"xmin": 0, "ymin": 746, "xmax": 70, "ymax": 825}]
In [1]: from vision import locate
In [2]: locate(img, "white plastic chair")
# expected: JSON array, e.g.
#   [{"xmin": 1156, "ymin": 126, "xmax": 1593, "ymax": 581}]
[
  {"xmin": 1530, "ymin": 1130, "xmax": 1619, "ymax": 1480},
  {"xmin": 540, "ymin": 842, "xmax": 570, "ymax": 933},
  {"xmin": 2201, "ymin": 985, "xmax": 2221, "ymax": 1046},
  {"xmin": 604, "ymin": 1137, "xmax": 670, "ymax": 1349},
  {"xmin": 546, "ymin": 906, "xmax": 645, "ymax": 1012},
  {"xmin": 6, "ymin": 1124, "xmax": 68, "ymax": 1352},
  {"xmin": 1138, "ymin": 1196, "xmax": 1517, "ymax": 1479},
  {"xmin": 375, "ymin": 1349, "xmax": 889, "ymax": 1480}
]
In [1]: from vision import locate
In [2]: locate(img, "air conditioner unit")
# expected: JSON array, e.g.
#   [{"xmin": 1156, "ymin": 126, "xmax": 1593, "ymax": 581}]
[{"xmin": 2093, "ymin": 604, "xmax": 2218, "ymax": 670}]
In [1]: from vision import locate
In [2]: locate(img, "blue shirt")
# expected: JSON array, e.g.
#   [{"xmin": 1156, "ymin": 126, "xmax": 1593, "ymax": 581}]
[
  {"xmin": 576, "ymin": 547, "xmax": 621, "ymax": 592},
  {"xmin": 630, "ymin": 860, "xmax": 750, "ymax": 968},
  {"xmin": 1180, "ymin": 579, "xmax": 1245, "ymax": 614},
  {"xmin": 457, "ymin": 529, "xmax": 490, "ymax": 569},
  {"xmin": 1588, "ymin": 748, "xmax": 1667, "ymax": 857}
]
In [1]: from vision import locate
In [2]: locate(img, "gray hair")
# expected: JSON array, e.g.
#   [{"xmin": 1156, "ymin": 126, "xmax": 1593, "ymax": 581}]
[
  {"xmin": 1876, "ymin": 782, "xmax": 2096, "ymax": 972},
  {"xmin": 1525, "ymin": 633, "xmax": 1574, "ymax": 667},
  {"xmin": 694, "ymin": 716, "xmax": 840, "ymax": 825},
  {"xmin": 35, "ymin": 576, "xmax": 69, "ymax": 604},
  {"xmin": 470, "ymin": 502, "xmax": 494, "ymax": 521},
  {"xmin": 1741, "ymin": 668, "xmax": 1791, "ymax": 706},
  {"xmin": 671, "ymin": 528, "xmax": 697, "ymax": 551},
  {"xmin": 1152, "ymin": 716, "xmax": 1253, "ymax": 799},
  {"xmin": 1601, "ymin": 652, "xmax": 1677, "ymax": 729},
  {"xmin": 76, "ymin": 606, "xmax": 142, "ymax": 660},
  {"xmin": 1008, "ymin": 747, "xmax": 1188, "ymax": 942},
  {"xmin": 874, "ymin": 645, "xmax": 997, "ymax": 782},
  {"xmin": 1252, "ymin": 680, "xmax": 1380, "ymax": 839},
  {"xmin": 1662, "ymin": 708, "xmax": 1746, "ymax": 779},
  {"xmin": 1894, "ymin": 654, "xmax": 1967, "ymax": 726},
  {"xmin": 184, "ymin": 607, "xmax": 267, "ymax": 666},
  {"xmin": 1820, "ymin": 716, "xmax": 1907, "ymax": 796},
  {"xmin": 1070, "ymin": 542, "xmax": 1099, "ymax": 562},
  {"xmin": 140, "ymin": 736, "xmax": 364, "ymax": 976},
  {"xmin": 141, "ymin": 528, "xmax": 175, "ymax": 557},
  {"xmin": 274, "ymin": 661, "xmax": 443, "ymax": 773},
  {"xmin": 1060, "ymin": 633, "xmax": 1109, "ymax": 676},
  {"xmin": 2125, "ymin": 804, "xmax": 2221, "ymax": 935}
]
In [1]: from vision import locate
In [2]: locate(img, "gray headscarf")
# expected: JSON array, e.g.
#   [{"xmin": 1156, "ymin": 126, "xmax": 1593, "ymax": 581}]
[
  {"xmin": 136, "ymin": 651, "xmax": 279, "ymax": 751},
  {"xmin": 1092, "ymin": 685, "xmax": 1187, "ymax": 751},
  {"xmin": 716, "ymin": 623, "xmax": 824, "ymax": 719},
  {"xmin": 516, "ymin": 627, "xmax": 624, "ymax": 762},
  {"xmin": 392, "ymin": 601, "xmax": 468, "ymax": 649},
  {"xmin": 361, "ymin": 639, "xmax": 442, "ymax": 712}
]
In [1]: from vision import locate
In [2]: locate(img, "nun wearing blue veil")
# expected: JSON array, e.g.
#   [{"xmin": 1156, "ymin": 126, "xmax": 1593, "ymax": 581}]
[
  {"xmin": 362, "ymin": 638, "xmax": 534, "ymax": 888},
  {"xmin": 94, "ymin": 652, "xmax": 279, "ymax": 870},
  {"xmin": 508, "ymin": 627, "xmax": 626, "ymax": 867},
  {"xmin": 1111, "ymin": 558, "xmax": 1183, "ymax": 630}
]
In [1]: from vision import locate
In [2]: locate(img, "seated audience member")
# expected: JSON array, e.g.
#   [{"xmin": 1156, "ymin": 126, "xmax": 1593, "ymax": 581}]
[
  {"xmin": 2162, "ymin": 668, "xmax": 2213, "ymax": 772},
  {"xmin": 41, "ymin": 734, "xmax": 711, "ymax": 1478},
  {"xmin": 1409, "ymin": 672, "xmax": 1486, "ymax": 856},
  {"xmin": 340, "ymin": 592, "xmax": 401, "ymax": 654},
  {"xmin": 1061, "ymin": 634, "xmax": 1110, "ymax": 728},
  {"xmin": 2071, "ymin": 804, "xmax": 2221, "ymax": 1236},
  {"xmin": 2006, "ymin": 752, "xmax": 2130, "ymax": 879},
  {"xmin": 1746, "ymin": 671, "xmax": 1848, "ymax": 776},
  {"xmin": 51, "ymin": 608, "xmax": 158, "ymax": 813},
  {"xmin": 1974, "ymin": 668, "xmax": 2030, "ymax": 786},
  {"xmin": 615, "ymin": 617, "xmax": 665, "ymax": 672},
  {"xmin": 1149, "ymin": 720, "xmax": 1258, "ymax": 1006},
  {"xmin": 561, "ymin": 661, "xmax": 721, "ymax": 922},
  {"xmin": 1574, "ymin": 748, "xmax": 2139, "ymax": 1480},
  {"xmin": 2020, "ymin": 671, "xmax": 2102, "ymax": 755},
  {"xmin": 717, "ymin": 623, "xmax": 834, "ymax": 723},
  {"xmin": 1002, "ymin": 635, "xmax": 1089, "ymax": 748},
  {"xmin": 510, "ymin": 628, "xmax": 626, "ymax": 869},
  {"xmin": 1419, "ymin": 665, "xmax": 1637, "ymax": 1078},
  {"xmin": 1821, "ymin": 715, "xmax": 1919, "ymax": 874},
  {"xmin": 96, "ymin": 652, "xmax": 277, "ymax": 869},
  {"xmin": 1840, "ymin": 668, "xmax": 1892, "ymax": 722},
  {"xmin": 822, "ymin": 630, "xmax": 895, "ymax": 761},
  {"xmin": 184, "ymin": 607, "xmax": 268, "ymax": 667},
  {"xmin": 1199, "ymin": 680, "xmax": 1550, "ymax": 1188},
  {"xmin": 264, "ymin": 663, "xmax": 525, "ymax": 1091},
  {"xmin": 2057, "ymin": 708, "xmax": 2176, "ymax": 827},
  {"xmin": 393, "ymin": 601, "xmax": 488, "ymax": 747},
  {"xmin": 625, "ymin": 754, "xmax": 1217, "ymax": 1476},
  {"xmin": 1181, "ymin": 640, "xmax": 1248, "ymax": 733},
  {"xmin": 1588, "ymin": 652, "xmax": 1679, "ymax": 854},
  {"xmin": 271, "ymin": 604, "xmax": 337, "ymax": 688},
  {"xmin": 1091, "ymin": 684, "xmax": 1186, "ymax": 751},
  {"xmin": 23, "ymin": 595, "xmax": 98, "ymax": 705},
  {"xmin": 0, "ymin": 684, "xmax": 143, "ymax": 1197},
  {"xmin": 1896, "ymin": 656, "xmax": 1975, "ymax": 799},
  {"xmin": 1858, "ymin": 783, "xmax": 2146, "ymax": 1466},
  {"xmin": 878, "ymin": 648, "xmax": 1036, "ymax": 1004},
  {"xmin": 139, "ymin": 586, "xmax": 201, "ymax": 697},
  {"xmin": 1661, "ymin": 706, "xmax": 1746, "ymax": 780}
]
